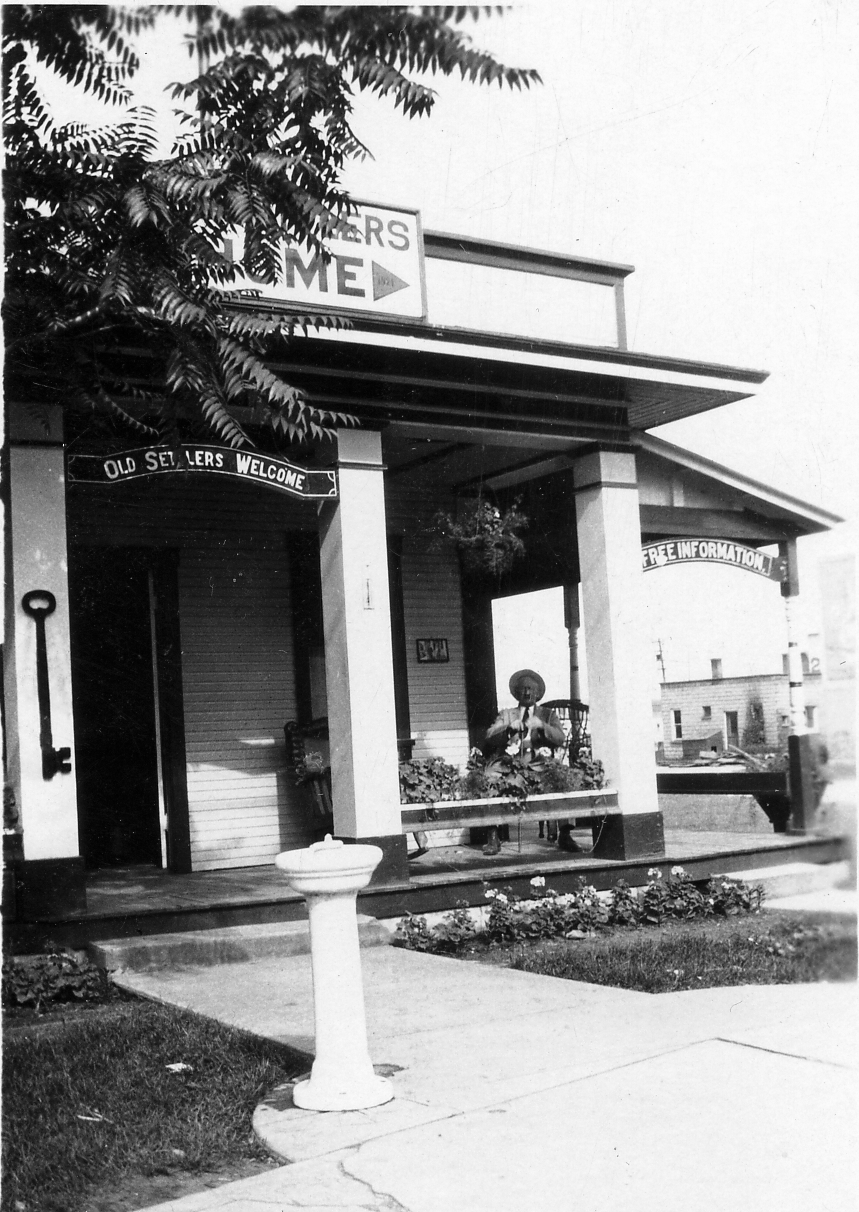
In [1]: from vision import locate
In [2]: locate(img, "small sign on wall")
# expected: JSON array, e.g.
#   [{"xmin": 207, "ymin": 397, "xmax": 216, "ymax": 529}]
[{"xmin": 416, "ymin": 638, "xmax": 449, "ymax": 663}]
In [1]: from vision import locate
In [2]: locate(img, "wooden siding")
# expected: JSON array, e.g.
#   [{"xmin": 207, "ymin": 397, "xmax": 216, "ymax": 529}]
[
  {"xmin": 180, "ymin": 543, "xmax": 309, "ymax": 870},
  {"xmin": 387, "ymin": 485, "xmax": 471, "ymax": 769}
]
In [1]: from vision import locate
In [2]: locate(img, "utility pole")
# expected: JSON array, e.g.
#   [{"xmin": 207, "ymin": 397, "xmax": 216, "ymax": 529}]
[
  {"xmin": 780, "ymin": 538, "xmax": 815, "ymax": 832},
  {"xmin": 655, "ymin": 639, "xmax": 667, "ymax": 684}
]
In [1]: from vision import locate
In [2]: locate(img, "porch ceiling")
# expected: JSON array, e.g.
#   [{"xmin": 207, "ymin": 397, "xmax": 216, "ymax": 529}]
[
  {"xmin": 256, "ymin": 314, "xmax": 768, "ymax": 438},
  {"xmin": 382, "ymin": 432, "xmax": 583, "ymax": 493}
]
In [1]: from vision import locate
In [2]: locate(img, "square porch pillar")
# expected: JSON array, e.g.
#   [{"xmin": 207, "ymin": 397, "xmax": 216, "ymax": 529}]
[
  {"xmin": 574, "ymin": 450, "xmax": 664, "ymax": 860},
  {"xmin": 318, "ymin": 430, "xmax": 408, "ymax": 884},
  {"xmin": 4, "ymin": 410, "xmax": 86, "ymax": 918}
]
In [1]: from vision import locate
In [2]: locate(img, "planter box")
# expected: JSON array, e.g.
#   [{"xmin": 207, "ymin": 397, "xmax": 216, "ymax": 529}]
[{"xmin": 400, "ymin": 788, "xmax": 617, "ymax": 832}]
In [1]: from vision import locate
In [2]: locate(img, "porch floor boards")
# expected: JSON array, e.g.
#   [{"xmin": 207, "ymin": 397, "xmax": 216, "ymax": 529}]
[{"xmin": 83, "ymin": 823, "xmax": 830, "ymax": 919}]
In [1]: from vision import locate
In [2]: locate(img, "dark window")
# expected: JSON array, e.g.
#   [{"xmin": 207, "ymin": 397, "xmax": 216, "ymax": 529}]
[
  {"xmin": 702, "ymin": 705, "xmax": 712, "ymax": 719},
  {"xmin": 672, "ymin": 710, "xmax": 683, "ymax": 739}
]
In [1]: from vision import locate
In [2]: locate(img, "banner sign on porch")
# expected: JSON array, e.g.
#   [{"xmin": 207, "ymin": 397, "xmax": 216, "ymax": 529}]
[
  {"xmin": 67, "ymin": 444, "xmax": 338, "ymax": 500},
  {"xmin": 223, "ymin": 201, "xmax": 427, "ymax": 322},
  {"xmin": 641, "ymin": 538, "xmax": 786, "ymax": 581}
]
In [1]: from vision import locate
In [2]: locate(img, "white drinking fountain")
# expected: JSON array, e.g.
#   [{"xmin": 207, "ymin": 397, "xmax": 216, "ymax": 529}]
[{"xmin": 275, "ymin": 835, "xmax": 394, "ymax": 1111}]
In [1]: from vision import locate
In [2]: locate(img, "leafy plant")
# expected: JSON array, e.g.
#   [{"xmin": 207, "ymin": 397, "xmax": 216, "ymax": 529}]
[
  {"xmin": 607, "ymin": 878, "xmax": 641, "ymax": 926},
  {"xmin": 706, "ymin": 875, "xmax": 765, "ymax": 916},
  {"xmin": 2, "ymin": 952, "xmax": 109, "ymax": 1010},
  {"xmin": 4, "ymin": 8, "xmax": 539, "ymax": 447},
  {"xmin": 393, "ymin": 912, "xmax": 439, "ymax": 953},
  {"xmin": 431, "ymin": 497, "xmax": 529, "ymax": 578},
  {"xmin": 399, "ymin": 757, "xmax": 461, "ymax": 805},
  {"xmin": 457, "ymin": 748, "xmax": 542, "ymax": 806},
  {"xmin": 567, "ymin": 750, "xmax": 607, "ymax": 790},
  {"xmin": 400, "ymin": 750, "xmax": 605, "ymax": 805},
  {"xmin": 483, "ymin": 877, "xmax": 609, "ymax": 944}
]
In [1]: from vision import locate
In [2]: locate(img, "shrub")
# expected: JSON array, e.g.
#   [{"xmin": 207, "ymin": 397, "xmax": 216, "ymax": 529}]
[
  {"xmin": 457, "ymin": 749, "xmax": 542, "ymax": 804},
  {"xmin": 393, "ymin": 913, "xmax": 439, "ymax": 952},
  {"xmin": 640, "ymin": 866, "xmax": 708, "ymax": 925},
  {"xmin": 401, "ymin": 749, "xmax": 605, "ymax": 806},
  {"xmin": 399, "ymin": 757, "xmax": 461, "ymax": 804},
  {"xmin": 607, "ymin": 878, "xmax": 641, "ymax": 926},
  {"xmin": 394, "ymin": 905, "xmax": 478, "ymax": 954},
  {"xmin": 707, "ymin": 875, "xmax": 765, "ymax": 916},
  {"xmin": 483, "ymin": 877, "xmax": 609, "ymax": 945},
  {"xmin": 432, "ymin": 903, "xmax": 479, "ymax": 951},
  {"xmin": 2, "ymin": 951, "xmax": 109, "ymax": 1010}
]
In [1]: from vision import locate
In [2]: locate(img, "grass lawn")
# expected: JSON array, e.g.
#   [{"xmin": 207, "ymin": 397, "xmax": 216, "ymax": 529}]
[
  {"xmin": 2, "ymin": 999, "xmax": 308, "ymax": 1212},
  {"xmin": 463, "ymin": 910, "xmax": 857, "ymax": 993}
]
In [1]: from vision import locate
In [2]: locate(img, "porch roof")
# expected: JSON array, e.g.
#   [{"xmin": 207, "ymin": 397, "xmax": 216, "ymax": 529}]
[
  {"xmin": 252, "ymin": 309, "xmax": 770, "ymax": 439},
  {"xmin": 633, "ymin": 433, "xmax": 843, "ymax": 538}
]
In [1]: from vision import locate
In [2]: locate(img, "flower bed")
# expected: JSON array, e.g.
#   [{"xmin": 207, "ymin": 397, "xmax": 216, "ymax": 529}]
[{"xmin": 394, "ymin": 867, "xmax": 765, "ymax": 954}]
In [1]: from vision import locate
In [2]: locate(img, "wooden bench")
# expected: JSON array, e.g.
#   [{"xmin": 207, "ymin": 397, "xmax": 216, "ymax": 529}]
[{"xmin": 655, "ymin": 765, "xmax": 791, "ymax": 831}]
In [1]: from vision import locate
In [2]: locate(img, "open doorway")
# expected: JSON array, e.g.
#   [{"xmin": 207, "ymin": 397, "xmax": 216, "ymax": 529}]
[{"xmin": 69, "ymin": 548, "xmax": 164, "ymax": 867}]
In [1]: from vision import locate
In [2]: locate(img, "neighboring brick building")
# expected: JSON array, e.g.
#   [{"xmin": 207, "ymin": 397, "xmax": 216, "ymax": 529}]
[{"xmin": 660, "ymin": 669, "xmax": 822, "ymax": 761}]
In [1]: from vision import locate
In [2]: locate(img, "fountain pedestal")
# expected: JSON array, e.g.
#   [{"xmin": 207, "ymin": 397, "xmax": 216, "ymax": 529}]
[{"xmin": 275, "ymin": 836, "xmax": 393, "ymax": 1111}]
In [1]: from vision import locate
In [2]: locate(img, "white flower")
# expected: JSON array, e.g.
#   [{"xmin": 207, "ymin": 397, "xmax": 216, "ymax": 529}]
[
  {"xmin": 494, "ymin": 892, "xmax": 508, "ymax": 905},
  {"xmin": 671, "ymin": 865, "xmax": 687, "ymax": 877},
  {"xmin": 484, "ymin": 888, "xmax": 498, "ymax": 900},
  {"xmin": 530, "ymin": 875, "xmax": 546, "ymax": 889},
  {"xmin": 647, "ymin": 867, "xmax": 663, "ymax": 880}
]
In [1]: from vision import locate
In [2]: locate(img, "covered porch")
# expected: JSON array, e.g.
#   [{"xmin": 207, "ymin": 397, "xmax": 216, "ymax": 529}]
[
  {"xmin": 4, "ymin": 235, "xmax": 843, "ymax": 939},
  {"xmin": 8, "ymin": 818, "xmax": 848, "ymax": 951}
]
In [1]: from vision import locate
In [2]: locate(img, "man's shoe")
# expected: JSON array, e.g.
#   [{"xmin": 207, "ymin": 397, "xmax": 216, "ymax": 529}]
[{"xmin": 482, "ymin": 827, "xmax": 501, "ymax": 856}]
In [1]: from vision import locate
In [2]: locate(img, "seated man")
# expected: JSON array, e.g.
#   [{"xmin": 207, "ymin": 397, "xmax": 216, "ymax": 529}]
[{"xmin": 482, "ymin": 669, "xmax": 579, "ymax": 855}]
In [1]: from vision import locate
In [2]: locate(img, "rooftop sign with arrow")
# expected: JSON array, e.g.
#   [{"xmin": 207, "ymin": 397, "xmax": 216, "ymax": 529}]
[{"xmin": 225, "ymin": 201, "xmax": 427, "ymax": 322}]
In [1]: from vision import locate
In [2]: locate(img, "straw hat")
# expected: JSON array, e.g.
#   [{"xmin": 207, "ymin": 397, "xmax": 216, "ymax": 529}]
[{"xmin": 508, "ymin": 669, "xmax": 546, "ymax": 701}]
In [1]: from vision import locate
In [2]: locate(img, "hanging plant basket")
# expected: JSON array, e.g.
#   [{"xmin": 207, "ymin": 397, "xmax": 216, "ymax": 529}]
[{"xmin": 431, "ymin": 497, "xmax": 529, "ymax": 578}]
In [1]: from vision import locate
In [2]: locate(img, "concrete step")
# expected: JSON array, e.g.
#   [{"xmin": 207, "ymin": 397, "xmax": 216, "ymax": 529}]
[
  {"xmin": 721, "ymin": 860, "xmax": 853, "ymax": 900},
  {"xmin": 89, "ymin": 915, "xmax": 390, "ymax": 973}
]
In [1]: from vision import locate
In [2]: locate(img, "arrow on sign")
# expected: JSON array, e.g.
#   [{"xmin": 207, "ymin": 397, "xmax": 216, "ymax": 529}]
[{"xmin": 372, "ymin": 261, "xmax": 409, "ymax": 301}]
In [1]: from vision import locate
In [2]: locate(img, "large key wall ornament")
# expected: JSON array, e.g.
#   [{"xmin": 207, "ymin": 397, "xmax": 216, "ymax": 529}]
[{"xmin": 21, "ymin": 590, "xmax": 72, "ymax": 779}]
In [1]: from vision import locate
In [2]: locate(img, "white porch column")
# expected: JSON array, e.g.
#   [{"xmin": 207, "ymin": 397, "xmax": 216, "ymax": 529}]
[
  {"xmin": 4, "ymin": 408, "xmax": 86, "ymax": 916},
  {"xmin": 573, "ymin": 449, "xmax": 663, "ymax": 859},
  {"xmin": 318, "ymin": 430, "xmax": 407, "ymax": 882}
]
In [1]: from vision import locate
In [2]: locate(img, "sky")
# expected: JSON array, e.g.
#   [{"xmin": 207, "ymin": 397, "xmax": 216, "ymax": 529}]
[
  {"xmin": 336, "ymin": 2, "xmax": 857, "ymax": 699},
  {"xmin": 33, "ymin": 2, "xmax": 858, "ymax": 701}
]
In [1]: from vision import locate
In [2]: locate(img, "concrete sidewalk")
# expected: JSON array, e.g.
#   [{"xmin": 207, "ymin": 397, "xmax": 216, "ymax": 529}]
[{"xmin": 120, "ymin": 916, "xmax": 857, "ymax": 1212}]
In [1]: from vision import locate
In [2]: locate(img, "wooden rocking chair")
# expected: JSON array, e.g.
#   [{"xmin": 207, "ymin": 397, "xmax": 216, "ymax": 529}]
[{"xmin": 284, "ymin": 720, "xmax": 334, "ymax": 839}]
